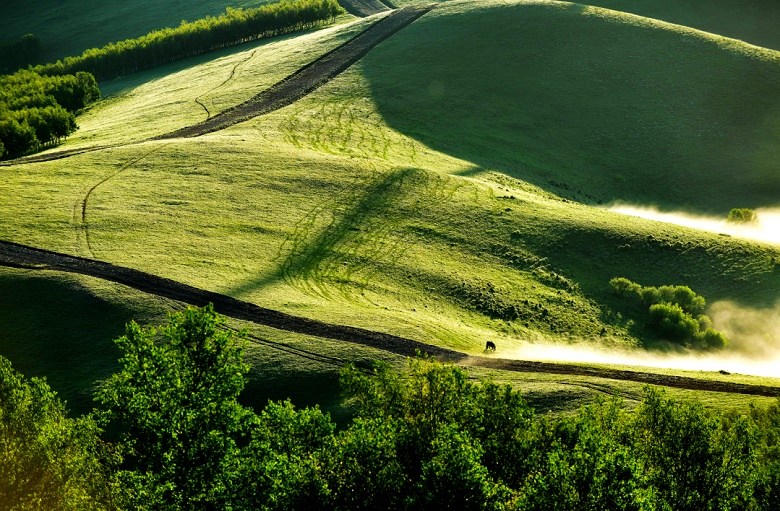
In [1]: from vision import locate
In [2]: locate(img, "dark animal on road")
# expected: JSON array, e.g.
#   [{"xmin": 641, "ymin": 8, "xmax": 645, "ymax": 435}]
[{"xmin": 485, "ymin": 341, "xmax": 496, "ymax": 351}]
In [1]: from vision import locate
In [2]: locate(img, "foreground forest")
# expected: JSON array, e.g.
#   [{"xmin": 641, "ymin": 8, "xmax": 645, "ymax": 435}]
[{"xmin": 2, "ymin": 306, "xmax": 780, "ymax": 510}]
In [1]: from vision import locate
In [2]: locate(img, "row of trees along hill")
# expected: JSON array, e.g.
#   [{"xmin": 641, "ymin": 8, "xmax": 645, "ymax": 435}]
[
  {"xmin": 0, "ymin": 0, "xmax": 343, "ymax": 160},
  {"xmin": 0, "ymin": 70, "xmax": 100, "ymax": 159},
  {"xmin": 31, "ymin": 0, "xmax": 344, "ymax": 82},
  {"xmin": 610, "ymin": 277, "xmax": 728, "ymax": 349},
  {"xmin": 2, "ymin": 304, "xmax": 779, "ymax": 510}
]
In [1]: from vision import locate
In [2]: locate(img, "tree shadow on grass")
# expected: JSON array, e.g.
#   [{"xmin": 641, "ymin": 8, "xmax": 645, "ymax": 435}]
[{"xmin": 225, "ymin": 167, "xmax": 420, "ymax": 300}]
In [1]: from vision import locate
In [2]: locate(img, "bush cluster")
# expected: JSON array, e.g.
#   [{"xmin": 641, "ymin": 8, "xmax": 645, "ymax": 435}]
[
  {"xmin": 610, "ymin": 277, "xmax": 727, "ymax": 349},
  {"xmin": 0, "ymin": 69, "xmax": 100, "ymax": 159},
  {"xmin": 31, "ymin": 0, "xmax": 344, "ymax": 82},
  {"xmin": 727, "ymin": 207, "xmax": 758, "ymax": 224},
  {"xmin": 3, "ymin": 305, "xmax": 779, "ymax": 510}
]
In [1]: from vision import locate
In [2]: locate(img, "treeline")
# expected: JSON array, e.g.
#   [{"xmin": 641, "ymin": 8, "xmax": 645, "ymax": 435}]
[
  {"xmin": 32, "ymin": 0, "xmax": 344, "ymax": 82},
  {"xmin": 610, "ymin": 277, "xmax": 728, "ymax": 349},
  {"xmin": 0, "ymin": 70, "xmax": 100, "ymax": 159},
  {"xmin": 2, "ymin": 305, "xmax": 779, "ymax": 510}
]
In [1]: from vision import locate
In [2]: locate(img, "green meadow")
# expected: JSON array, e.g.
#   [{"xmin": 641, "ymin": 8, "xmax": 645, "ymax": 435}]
[{"xmin": 1, "ymin": 0, "xmax": 779, "ymax": 417}]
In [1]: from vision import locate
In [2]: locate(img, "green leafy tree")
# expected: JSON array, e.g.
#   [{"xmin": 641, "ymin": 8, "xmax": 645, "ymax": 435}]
[
  {"xmin": 0, "ymin": 356, "xmax": 111, "ymax": 510},
  {"xmin": 97, "ymin": 304, "xmax": 254, "ymax": 510}
]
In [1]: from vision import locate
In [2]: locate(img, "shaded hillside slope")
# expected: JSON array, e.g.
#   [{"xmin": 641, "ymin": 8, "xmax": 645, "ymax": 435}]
[
  {"xmin": 0, "ymin": 0, "xmax": 280, "ymax": 66},
  {"xmin": 578, "ymin": 0, "xmax": 780, "ymax": 51},
  {"xmin": 361, "ymin": 0, "xmax": 780, "ymax": 214}
]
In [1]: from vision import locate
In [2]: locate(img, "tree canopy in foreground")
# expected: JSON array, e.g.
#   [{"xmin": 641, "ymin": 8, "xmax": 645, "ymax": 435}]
[{"xmin": 1, "ymin": 304, "xmax": 779, "ymax": 509}]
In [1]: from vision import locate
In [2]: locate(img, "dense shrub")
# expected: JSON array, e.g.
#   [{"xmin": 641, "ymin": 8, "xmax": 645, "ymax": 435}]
[
  {"xmin": 727, "ymin": 207, "xmax": 758, "ymax": 224},
  {"xmin": 610, "ymin": 277, "xmax": 726, "ymax": 349},
  {"xmin": 0, "ymin": 34, "xmax": 42, "ymax": 73},
  {"xmin": 7, "ymin": 306, "xmax": 778, "ymax": 509},
  {"xmin": 0, "ymin": 69, "xmax": 100, "ymax": 159}
]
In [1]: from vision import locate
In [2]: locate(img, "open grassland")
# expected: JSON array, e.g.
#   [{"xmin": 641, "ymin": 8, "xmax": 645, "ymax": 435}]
[
  {"xmin": 360, "ymin": 0, "xmax": 780, "ymax": 214},
  {"xmin": 1, "ymin": 0, "xmax": 779, "ymax": 414},
  {"xmin": 0, "ymin": 0, "xmax": 281, "ymax": 65}
]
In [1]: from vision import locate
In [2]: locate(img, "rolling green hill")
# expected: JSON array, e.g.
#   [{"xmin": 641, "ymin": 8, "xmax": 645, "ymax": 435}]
[{"xmin": 1, "ymin": 0, "xmax": 779, "ymax": 414}]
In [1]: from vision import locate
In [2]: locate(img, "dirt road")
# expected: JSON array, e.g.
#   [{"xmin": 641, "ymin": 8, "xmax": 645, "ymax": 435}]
[{"xmin": 2, "ymin": 240, "xmax": 778, "ymax": 398}]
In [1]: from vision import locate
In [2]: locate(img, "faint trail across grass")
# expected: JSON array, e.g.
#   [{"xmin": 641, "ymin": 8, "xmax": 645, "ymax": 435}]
[{"xmin": 1, "ymin": 239, "xmax": 778, "ymax": 398}]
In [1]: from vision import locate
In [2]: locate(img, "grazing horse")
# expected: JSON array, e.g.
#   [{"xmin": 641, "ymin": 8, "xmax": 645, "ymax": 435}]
[{"xmin": 485, "ymin": 341, "xmax": 496, "ymax": 351}]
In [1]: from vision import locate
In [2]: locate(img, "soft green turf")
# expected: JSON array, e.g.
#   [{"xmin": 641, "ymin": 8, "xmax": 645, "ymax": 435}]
[
  {"xmin": 1, "ymin": 0, "xmax": 779, "ymax": 416},
  {"xmin": 0, "ymin": 0, "xmax": 280, "ymax": 65},
  {"xmin": 393, "ymin": 0, "xmax": 780, "ymax": 51},
  {"xmin": 576, "ymin": 0, "xmax": 780, "ymax": 51},
  {"xmin": 360, "ymin": 0, "xmax": 780, "ymax": 214}
]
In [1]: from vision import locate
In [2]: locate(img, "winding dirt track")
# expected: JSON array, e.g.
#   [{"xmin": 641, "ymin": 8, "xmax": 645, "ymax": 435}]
[
  {"xmin": 2, "ymin": 240, "xmax": 779, "ymax": 398},
  {"xmin": 154, "ymin": 5, "xmax": 432, "ymax": 139},
  {"xmin": 1, "ymin": 5, "xmax": 432, "ymax": 166}
]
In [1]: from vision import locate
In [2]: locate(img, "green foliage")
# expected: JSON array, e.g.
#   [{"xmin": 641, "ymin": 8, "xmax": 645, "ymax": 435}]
[
  {"xmin": 0, "ymin": 69, "xmax": 99, "ymax": 158},
  {"xmin": 727, "ymin": 208, "xmax": 758, "ymax": 224},
  {"xmin": 611, "ymin": 278, "xmax": 726, "ymax": 349},
  {"xmin": 0, "ymin": 356, "xmax": 111, "ymax": 510},
  {"xmin": 97, "ymin": 304, "xmax": 254, "ymax": 510},
  {"xmin": 648, "ymin": 302, "xmax": 699, "ymax": 341},
  {"xmin": 609, "ymin": 277, "xmax": 641, "ymax": 297},
  {"xmin": 33, "ymin": 0, "xmax": 344, "ymax": 82}
]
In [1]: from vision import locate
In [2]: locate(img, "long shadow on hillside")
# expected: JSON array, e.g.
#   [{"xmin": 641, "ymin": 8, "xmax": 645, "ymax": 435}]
[
  {"xmin": 225, "ymin": 168, "xmax": 417, "ymax": 299},
  {"xmin": 361, "ymin": 1, "xmax": 780, "ymax": 214}
]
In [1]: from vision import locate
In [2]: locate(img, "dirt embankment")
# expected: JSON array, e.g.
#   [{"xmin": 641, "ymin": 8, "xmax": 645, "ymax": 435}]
[{"xmin": 1, "ymin": 240, "xmax": 779, "ymax": 398}]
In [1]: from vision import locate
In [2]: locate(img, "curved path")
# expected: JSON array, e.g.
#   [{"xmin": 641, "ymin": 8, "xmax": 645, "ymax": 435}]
[
  {"xmin": 1, "ymin": 239, "xmax": 778, "ymax": 398},
  {"xmin": 0, "ymin": 5, "xmax": 434, "ymax": 168},
  {"xmin": 155, "ymin": 5, "xmax": 432, "ymax": 139}
]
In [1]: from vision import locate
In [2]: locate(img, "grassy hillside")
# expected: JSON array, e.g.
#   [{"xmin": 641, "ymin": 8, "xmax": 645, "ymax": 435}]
[
  {"xmin": 361, "ymin": 0, "xmax": 780, "ymax": 214},
  {"xmin": 579, "ymin": 0, "xmax": 780, "ymax": 51},
  {"xmin": 1, "ymin": 0, "xmax": 779, "ymax": 414},
  {"xmin": 0, "ymin": 0, "xmax": 279, "ymax": 65}
]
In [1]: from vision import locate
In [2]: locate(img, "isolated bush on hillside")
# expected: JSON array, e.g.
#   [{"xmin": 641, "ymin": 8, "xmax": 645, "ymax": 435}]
[
  {"xmin": 610, "ymin": 277, "xmax": 726, "ymax": 349},
  {"xmin": 727, "ymin": 208, "xmax": 758, "ymax": 224}
]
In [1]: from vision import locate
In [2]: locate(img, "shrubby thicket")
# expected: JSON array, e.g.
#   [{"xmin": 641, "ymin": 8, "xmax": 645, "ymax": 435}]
[
  {"xmin": 0, "ymin": 70, "xmax": 100, "ymax": 159},
  {"xmin": 610, "ymin": 277, "xmax": 728, "ymax": 349},
  {"xmin": 2, "ymin": 305, "xmax": 778, "ymax": 510},
  {"xmin": 32, "ymin": 0, "xmax": 343, "ymax": 82}
]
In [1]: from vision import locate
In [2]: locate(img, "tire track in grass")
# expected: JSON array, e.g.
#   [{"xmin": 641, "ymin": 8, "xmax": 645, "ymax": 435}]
[
  {"xmin": 194, "ymin": 48, "xmax": 261, "ymax": 120},
  {"xmin": 1, "ymin": 5, "xmax": 434, "ymax": 166},
  {"xmin": 1, "ymin": 239, "xmax": 779, "ymax": 398},
  {"xmin": 74, "ymin": 142, "xmax": 172, "ymax": 257},
  {"xmin": 155, "ymin": 6, "xmax": 435, "ymax": 139}
]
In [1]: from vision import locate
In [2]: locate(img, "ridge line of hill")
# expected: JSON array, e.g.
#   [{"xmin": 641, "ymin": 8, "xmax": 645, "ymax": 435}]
[
  {"xmin": 1, "ymin": 239, "xmax": 778, "ymax": 397},
  {"xmin": 0, "ymin": 5, "xmax": 433, "ymax": 167}
]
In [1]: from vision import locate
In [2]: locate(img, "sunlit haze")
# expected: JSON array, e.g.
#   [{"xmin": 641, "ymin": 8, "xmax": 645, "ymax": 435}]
[{"xmin": 609, "ymin": 205, "xmax": 780, "ymax": 245}]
